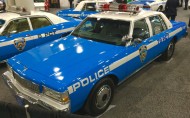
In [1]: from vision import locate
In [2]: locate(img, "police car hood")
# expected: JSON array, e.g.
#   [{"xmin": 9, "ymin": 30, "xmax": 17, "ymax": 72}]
[{"xmin": 9, "ymin": 35, "xmax": 121, "ymax": 82}]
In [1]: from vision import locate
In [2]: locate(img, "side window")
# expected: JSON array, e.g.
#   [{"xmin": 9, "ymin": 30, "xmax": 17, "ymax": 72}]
[
  {"xmin": 82, "ymin": 3, "xmax": 96, "ymax": 11},
  {"xmin": 80, "ymin": 20, "xmax": 94, "ymax": 32},
  {"xmin": 158, "ymin": 15, "xmax": 167, "ymax": 30},
  {"xmin": 133, "ymin": 19, "xmax": 150, "ymax": 40},
  {"xmin": 2, "ymin": 18, "xmax": 30, "ymax": 36},
  {"xmin": 149, "ymin": 15, "xmax": 165, "ymax": 35},
  {"xmin": 30, "ymin": 17, "xmax": 52, "ymax": 30}
]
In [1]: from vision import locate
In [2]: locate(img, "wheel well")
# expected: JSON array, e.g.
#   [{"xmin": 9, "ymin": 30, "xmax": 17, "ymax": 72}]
[
  {"xmin": 173, "ymin": 36, "xmax": 177, "ymax": 44},
  {"xmin": 82, "ymin": 74, "xmax": 119, "ymax": 113},
  {"xmin": 106, "ymin": 74, "xmax": 119, "ymax": 86}
]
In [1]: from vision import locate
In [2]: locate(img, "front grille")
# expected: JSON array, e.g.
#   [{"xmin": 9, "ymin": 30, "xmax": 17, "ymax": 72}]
[{"xmin": 13, "ymin": 71, "xmax": 40, "ymax": 93}]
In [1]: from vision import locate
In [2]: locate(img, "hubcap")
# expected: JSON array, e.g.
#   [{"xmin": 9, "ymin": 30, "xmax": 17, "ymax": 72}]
[
  {"xmin": 167, "ymin": 42, "xmax": 174, "ymax": 58},
  {"xmin": 96, "ymin": 85, "xmax": 111, "ymax": 109}
]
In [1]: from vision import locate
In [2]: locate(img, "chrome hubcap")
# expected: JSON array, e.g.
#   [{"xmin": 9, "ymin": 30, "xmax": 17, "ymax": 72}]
[
  {"xmin": 167, "ymin": 42, "xmax": 174, "ymax": 58},
  {"xmin": 96, "ymin": 85, "xmax": 111, "ymax": 109}
]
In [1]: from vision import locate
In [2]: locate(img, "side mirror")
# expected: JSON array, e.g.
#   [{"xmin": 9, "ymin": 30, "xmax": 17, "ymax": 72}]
[
  {"xmin": 130, "ymin": 38, "xmax": 142, "ymax": 46},
  {"xmin": 121, "ymin": 35, "xmax": 132, "ymax": 46}
]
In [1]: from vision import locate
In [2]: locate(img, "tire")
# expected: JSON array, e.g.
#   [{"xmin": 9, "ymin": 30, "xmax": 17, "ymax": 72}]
[
  {"xmin": 160, "ymin": 40, "xmax": 175, "ymax": 61},
  {"xmin": 84, "ymin": 77, "xmax": 115, "ymax": 116},
  {"xmin": 157, "ymin": 6, "xmax": 163, "ymax": 12}
]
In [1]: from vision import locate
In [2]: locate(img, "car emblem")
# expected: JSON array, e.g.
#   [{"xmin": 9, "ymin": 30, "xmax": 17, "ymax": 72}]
[
  {"xmin": 14, "ymin": 38, "xmax": 26, "ymax": 51},
  {"xmin": 139, "ymin": 45, "xmax": 147, "ymax": 62}
]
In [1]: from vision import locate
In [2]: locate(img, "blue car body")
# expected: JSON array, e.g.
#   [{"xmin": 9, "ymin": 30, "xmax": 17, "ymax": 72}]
[
  {"xmin": 57, "ymin": 8, "xmax": 98, "ymax": 20},
  {"xmin": 3, "ymin": 10, "xmax": 188, "ymax": 114},
  {"xmin": 128, "ymin": 0, "xmax": 166, "ymax": 11},
  {"xmin": 56, "ymin": 1, "xmax": 110, "ymax": 20}
]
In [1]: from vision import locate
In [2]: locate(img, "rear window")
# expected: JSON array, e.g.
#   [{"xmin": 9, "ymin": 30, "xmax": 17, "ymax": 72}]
[{"xmin": 0, "ymin": 19, "xmax": 5, "ymax": 29}]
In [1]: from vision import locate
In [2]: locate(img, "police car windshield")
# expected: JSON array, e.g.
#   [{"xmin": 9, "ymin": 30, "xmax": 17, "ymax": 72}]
[
  {"xmin": 72, "ymin": 18, "xmax": 130, "ymax": 46},
  {"xmin": 0, "ymin": 19, "xmax": 5, "ymax": 29}
]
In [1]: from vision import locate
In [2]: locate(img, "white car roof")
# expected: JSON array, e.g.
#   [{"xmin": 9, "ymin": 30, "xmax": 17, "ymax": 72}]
[
  {"xmin": 89, "ymin": 10, "xmax": 162, "ymax": 21},
  {"xmin": 30, "ymin": 11, "xmax": 68, "ymax": 24},
  {"xmin": 0, "ymin": 11, "xmax": 67, "ymax": 24},
  {"xmin": 0, "ymin": 12, "xmax": 21, "ymax": 21}
]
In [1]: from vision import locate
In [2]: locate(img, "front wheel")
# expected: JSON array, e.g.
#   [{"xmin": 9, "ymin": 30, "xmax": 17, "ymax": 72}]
[
  {"xmin": 84, "ymin": 78, "xmax": 114, "ymax": 116},
  {"xmin": 160, "ymin": 40, "xmax": 175, "ymax": 61}
]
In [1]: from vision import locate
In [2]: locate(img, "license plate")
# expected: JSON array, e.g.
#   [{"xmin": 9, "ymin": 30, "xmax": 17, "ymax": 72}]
[{"xmin": 15, "ymin": 95, "xmax": 24, "ymax": 106}]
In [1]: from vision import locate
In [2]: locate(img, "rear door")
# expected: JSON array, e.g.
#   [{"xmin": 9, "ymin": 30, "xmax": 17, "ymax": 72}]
[
  {"xmin": 147, "ymin": 15, "xmax": 169, "ymax": 58},
  {"xmin": 28, "ymin": 16, "xmax": 71, "ymax": 46}
]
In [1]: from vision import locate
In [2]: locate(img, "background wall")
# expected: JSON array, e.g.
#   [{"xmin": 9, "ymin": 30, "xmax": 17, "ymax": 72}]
[
  {"xmin": 6, "ymin": 0, "xmax": 35, "ymax": 11},
  {"xmin": 15, "ymin": 0, "xmax": 35, "ymax": 11},
  {"xmin": 60, "ymin": 0, "xmax": 78, "ymax": 8}
]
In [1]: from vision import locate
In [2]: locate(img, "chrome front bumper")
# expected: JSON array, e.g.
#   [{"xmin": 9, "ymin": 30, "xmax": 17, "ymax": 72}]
[{"xmin": 2, "ymin": 71, "xmax": 70, "ymax": 111}]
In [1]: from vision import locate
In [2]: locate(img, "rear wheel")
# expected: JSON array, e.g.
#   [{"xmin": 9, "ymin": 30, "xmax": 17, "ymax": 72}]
[
  {"xmin": 84, "ymin": 77, "xmax": 114, "ymax": 116},
  {"xmin": 160, "ymin": 40, "xmax": 175, "ymax": 61}
]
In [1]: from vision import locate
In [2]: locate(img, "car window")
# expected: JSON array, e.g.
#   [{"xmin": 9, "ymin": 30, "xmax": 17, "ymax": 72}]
[
  {"xmin": 0, "ymin": 19, "xmax": 5, "ymax": 29},
  {"xmin": 72, "ymin": 18, "xmax": 130, "ymax": 46},
  {"xmin": 1, "ymin": 18, "xmax": 30, "ymax": 36},
  {"xmin": 82, "ymin": 3, "xmax": 96, "ymax": 11},
  {"xmin": 30, "ymin": 17, "xmax": 52, "ymax": 30},
  {"xmin": 158, "ymin": 15, "xmax": 167, "ymax": 30},
  {"xmin": 149, "ymin": 15, "xmax": 165, "ymax": 35},
  {"xmin": 133, "ymin": 19, "xmax": 150, "ymax": 40}
]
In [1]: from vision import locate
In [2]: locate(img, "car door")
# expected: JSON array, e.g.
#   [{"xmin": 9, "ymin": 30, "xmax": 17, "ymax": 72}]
[
  {"xmin": 28, "ymin": 16, "xmax": 69, "ymax": 46},
  {"xmin": 131, "ymin": 18, "xmax": 154, "ymax": 64},
  {"xmin": 0, "ymin": 17, "xmax": 34, "ymax": 61}
]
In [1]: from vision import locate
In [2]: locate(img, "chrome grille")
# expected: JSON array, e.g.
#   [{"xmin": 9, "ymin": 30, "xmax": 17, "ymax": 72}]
[{"xmin": 13, "ymin": 71, "xmax": 40, "ymax": 93}]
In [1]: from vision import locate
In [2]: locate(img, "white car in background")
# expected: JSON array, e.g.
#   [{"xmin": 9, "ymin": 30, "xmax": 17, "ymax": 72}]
[{"xmin": 128, "ymin": 0, "xmax": 167, "ymax": 11}]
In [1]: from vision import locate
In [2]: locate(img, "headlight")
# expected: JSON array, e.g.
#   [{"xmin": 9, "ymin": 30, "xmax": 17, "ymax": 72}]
[{"xmin": 43, "ymin": 86, "xmax": 69, "ymax": 104}]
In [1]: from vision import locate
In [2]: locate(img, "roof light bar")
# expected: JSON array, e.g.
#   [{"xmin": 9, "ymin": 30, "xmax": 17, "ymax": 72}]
[{"xmin": 100, "ymin": 3, "xmax": 141, "ymax": 13}]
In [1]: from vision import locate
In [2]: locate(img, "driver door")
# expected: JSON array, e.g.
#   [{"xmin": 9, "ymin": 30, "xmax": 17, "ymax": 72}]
[{"xmin": 131, "ymin": 18, "xmax": 154, "ymax": 65}]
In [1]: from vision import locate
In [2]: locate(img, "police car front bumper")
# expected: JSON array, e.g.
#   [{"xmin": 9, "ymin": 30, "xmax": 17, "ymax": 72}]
[{"xmin": 2, "ymin": 71, "xmax": 70, "ymax": 112}]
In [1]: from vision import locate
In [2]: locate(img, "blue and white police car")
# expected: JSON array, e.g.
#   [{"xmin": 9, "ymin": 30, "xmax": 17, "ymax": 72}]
[
  {"xmin": 57, "ymin": 0, "xmax": 112, "ymax": 20},
  {"xmin": 128, "ymin": 0, "xmax": 167, "ymax": 11},
  {"xmin": 2, "ymin": 5, "xmax": 188, "ymax": 116},
  {"xmin": 0, "ymin": 11, "xmax": 81, "ymax": 62}
]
